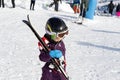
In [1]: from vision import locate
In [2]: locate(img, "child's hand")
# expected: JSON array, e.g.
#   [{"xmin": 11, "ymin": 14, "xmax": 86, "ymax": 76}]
[{"xmin": 49, "ymin": 50, "xmax": 62, "ymax": 58}]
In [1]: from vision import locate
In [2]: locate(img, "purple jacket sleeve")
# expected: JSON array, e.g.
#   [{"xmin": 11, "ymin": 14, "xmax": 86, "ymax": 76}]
[
  {"xmin": 39, "ymin": 41, "xmax": 66, "ymax": 63},
  {"xmin": 39, "ymin": 50, "xmax": 51, "ymax": 62}
]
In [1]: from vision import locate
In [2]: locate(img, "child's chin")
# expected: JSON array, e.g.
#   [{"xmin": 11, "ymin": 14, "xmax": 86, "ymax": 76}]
[{"xmin": 54, "ymin": 39, "xmax": 62, "ymax": 42}]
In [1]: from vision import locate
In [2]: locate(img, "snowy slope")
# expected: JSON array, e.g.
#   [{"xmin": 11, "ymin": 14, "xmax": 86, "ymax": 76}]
[{"xmin": 0, "ymin": 0, "xmax": 120, "ymax": 80}]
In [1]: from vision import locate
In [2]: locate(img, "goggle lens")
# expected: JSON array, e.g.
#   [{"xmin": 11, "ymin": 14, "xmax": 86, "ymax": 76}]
[{"xmin": 57, "ymin": 31, "xmax": 68, "ymax": 38}]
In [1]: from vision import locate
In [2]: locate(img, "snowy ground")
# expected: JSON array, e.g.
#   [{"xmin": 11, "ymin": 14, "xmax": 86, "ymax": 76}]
[{"xmin": 0, "ymin": 0, "xmax": 120, "ymax": 80}]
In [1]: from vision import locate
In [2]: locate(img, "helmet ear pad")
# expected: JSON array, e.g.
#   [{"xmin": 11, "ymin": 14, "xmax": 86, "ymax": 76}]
[{"xmin": 45, "ymin": 17, "xmax": 68, "ymax": 34}]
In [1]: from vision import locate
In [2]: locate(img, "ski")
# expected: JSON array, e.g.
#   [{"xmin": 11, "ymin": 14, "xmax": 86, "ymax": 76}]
[
  {"xmin": 22, "ymin": 15, "xmax": 69, "ymax": 80},
  {"xmin": 73, "ymin": 21, "xmax": 82, "ymax": 25}
]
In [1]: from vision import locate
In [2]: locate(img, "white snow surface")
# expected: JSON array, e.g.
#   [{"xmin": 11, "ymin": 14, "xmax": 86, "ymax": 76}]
[{"xmin": 0, "ymin": 0, "xmax": 120, "ymax": 80}]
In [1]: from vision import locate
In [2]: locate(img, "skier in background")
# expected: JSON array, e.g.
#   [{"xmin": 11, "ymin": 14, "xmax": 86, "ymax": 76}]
[
  {"xmin": 108, "ymin": 1, "xmax": 115, "ymax": 15},
  {"xmin": 0, "ymin": 0, "xmax": 5, "ymax": 8},
  {"xmin": 80, "ymin": 0, "xmax": 89, "ymax": 17},
  {"xmin": 116, "ymin": 3, "xmax": 120, "ymax": 16},
  {"xmin": 49, "ymin": 0, "xmax": 62, "ymax": 11},
  {"xmin": 11, "ymin": 0, "xmax": 15, "ymax": 8},
  {"xmin": 30, "ymin": 0, "xmax": 36, "ymax": 10},
  {"xmin": 78, "ymin": 0, "xmax": 89, "ymax": 24},
  {"xmin": 38, "ymin": 17, "xmax": 69, "ymax": 80},
  {"xmin": 116, "ymin": 3, "xmax": 120, "ymax": 12},
  {"xmin": 73, "ymin": 0, "xmax": 80, "ymax": 13}
]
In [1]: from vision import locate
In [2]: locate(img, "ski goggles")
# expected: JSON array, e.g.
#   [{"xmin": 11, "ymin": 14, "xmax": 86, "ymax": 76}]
[
  {"xmin": 57, "ymin": 30, "xmax": 69, "ymax": 38},
  {"xmin": 47, "ymin": 30, "xmax": 69, "ymax": 39}
]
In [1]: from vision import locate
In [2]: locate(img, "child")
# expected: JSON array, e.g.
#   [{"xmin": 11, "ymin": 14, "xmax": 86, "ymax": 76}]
[{"xmin": 38, "ymin": 17, "xmax": 69, "ymax": 80}]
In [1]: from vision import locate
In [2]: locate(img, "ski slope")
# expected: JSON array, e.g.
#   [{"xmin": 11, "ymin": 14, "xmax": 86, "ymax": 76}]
[{"xmin": 0, "ymin": 0, "xmax": 120, "ymax": 80}]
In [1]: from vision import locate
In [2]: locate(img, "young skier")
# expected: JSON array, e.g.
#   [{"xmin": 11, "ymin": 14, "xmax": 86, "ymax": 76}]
[{"xmin": 38, "ymin": 17, "xmax": 69, "ymax": 80}]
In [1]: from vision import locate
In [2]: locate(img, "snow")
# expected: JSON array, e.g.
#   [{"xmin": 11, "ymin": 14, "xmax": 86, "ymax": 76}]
[{"xmin": 0, "ymin": 0, "xmax": 120, "ymax": 80}]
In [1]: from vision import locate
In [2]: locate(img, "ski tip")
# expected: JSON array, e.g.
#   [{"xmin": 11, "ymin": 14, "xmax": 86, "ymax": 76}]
[
  {"xmin": 22, "ymin": 20, "xmax": 27, "ymax": 23},
  {"xmin": 77, "ymin": 22, "xmax": 82, "ymax": 24},
  {"xmin": 73, "ymin": 21, "xmax": 83, "ymax": 25}
]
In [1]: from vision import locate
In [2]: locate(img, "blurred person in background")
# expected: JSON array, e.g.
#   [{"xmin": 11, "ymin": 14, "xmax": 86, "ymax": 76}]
[
  {"xmin": 0, "ymin": 0, "xmax": 5, "ymax": 8},
  {"xmin": 30, "ymin": 0, "xmax": 36, "ymax": 10},
  {"xmin": 49, "ymin": 0, "xmax": 62, "ymax": 11},
  {"xmin": 108, "ymin": 1, "xmax": 115, "ymax": 15},
  {"xmin": 11, "ymin": 0, "xmax": 15, "ymax": 8},
  {"xmin": 73, "ymin": 0, "xmax": 80, "ymax": 13},
  {"xmin": 116, "ymin": 3, "xmax": 120, "ymax": 16}
]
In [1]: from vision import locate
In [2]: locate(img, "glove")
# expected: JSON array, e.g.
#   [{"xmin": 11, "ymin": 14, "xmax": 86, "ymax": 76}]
[{"xmin": 49, "ymin": 50, "xmax": 62, "ymax": 58}]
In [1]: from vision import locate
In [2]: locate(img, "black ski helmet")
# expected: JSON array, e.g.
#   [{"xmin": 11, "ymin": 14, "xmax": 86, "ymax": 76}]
[{"xmin": 45, "ymin": 17, "xmax": 68, "ymax": 34}]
